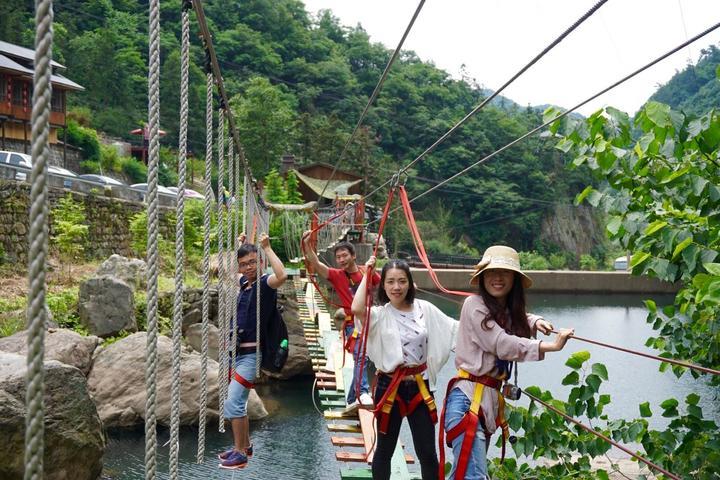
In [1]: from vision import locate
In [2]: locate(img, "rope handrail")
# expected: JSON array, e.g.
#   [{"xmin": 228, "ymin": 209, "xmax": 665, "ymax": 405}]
[
  {"xmin": 317, "ymin": 0, "xmax": 426, "ymax": 202},
  {"xmin": 522, "ymin": 389, "xmax": 680, "ymax": 480},
  {"xmin": 369, "ymin": 20, "xmax": 720, "ymax": 223},
  {"xmin": 364, "ymin": 0, "xmax": 608, "ymax": 202}
]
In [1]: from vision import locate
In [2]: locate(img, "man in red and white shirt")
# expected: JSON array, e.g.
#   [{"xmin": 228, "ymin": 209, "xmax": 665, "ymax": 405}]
[{"xmin": 303, "ymin": 233, "xmax": 380, "ymax": 410}]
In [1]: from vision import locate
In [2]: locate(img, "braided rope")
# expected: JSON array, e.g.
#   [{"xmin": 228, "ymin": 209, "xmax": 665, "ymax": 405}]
[
  {"xmin": 25, "ymin": 1, "xmax": 53, "ymax": 478},
  {"xmin": 144, "ymin": 0, "xmax": 161, "ymax": 477},
  {"xmin": 196, "ymin": 71, "xmax": 213, "ymax": 463},
  {"xmin": 217, "ymin": 110, "xmax": 228, "ymax": 433},
  {"xmin": 228, "ymin": 141, "xmax": 238, "ymax": 373},
  {"xmin": 242, "ymin": 175, "xmax": 248, "ymax": 234},
  {"xmin": 255, "ymin": 199, "xmax": 262, "ymax": 376},
  {"xmin": 169, "ymin": 7, "xmax": 189, "ymax": 478}
]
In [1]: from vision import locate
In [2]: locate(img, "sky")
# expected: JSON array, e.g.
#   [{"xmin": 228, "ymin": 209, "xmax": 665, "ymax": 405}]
[{"xmin": 301, "ymin": 0, "xmax": 720, "ymax": 116}]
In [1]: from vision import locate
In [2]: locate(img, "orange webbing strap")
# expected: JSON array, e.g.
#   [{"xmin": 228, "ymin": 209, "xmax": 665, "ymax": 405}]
[
  {"xmin": 249, "ymin": 215, "xmax": 258, "ymax": 244},
  {"xmin": 373, "ymin": 364, "xmax": 434, "ymax": 434},
  {"xmin": 438, "ymin": 370, "xmax": 507, "ymax": 479},
  {"xmin": 232, "ymin": 370, "xmax": 254, "ymax": 390},
  {"xmin": 356, "ymin": 186, "xmax": 397, "ymax": 399},
  {"xmin": 398, "ymin": 186, "xmax": 471, "ymax": 297}
]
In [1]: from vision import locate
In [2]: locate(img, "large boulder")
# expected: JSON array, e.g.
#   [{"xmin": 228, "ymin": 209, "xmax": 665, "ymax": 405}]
[
  {"xmin": 0, "ymin": 353, "xmax": 105, "ymax": 480},
  {"xmin": 78, "ymin": 276, "xmax": 136, "ymax": 338},
  {"xmin": 88, "ymin": 332, "xmax": 266, "ymax": 428},
  {"xmin": 185, "ymin": 323, "xmax": 220, "ymax": 361},
  {"xmin": 95, "ymin": 254, "xmax": 147, "ymax": 290},
  {"xmin": 0, "ymin": 328, "xmax": 100, "ymax": 375}
]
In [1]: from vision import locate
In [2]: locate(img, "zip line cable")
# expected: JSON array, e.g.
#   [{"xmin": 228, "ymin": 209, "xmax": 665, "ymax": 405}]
[
  {"xmin": 522, "ymin": 389, "xmax": 680, "ymax": 480},
  {"xmin": 316, "ymin": 0, "xmax": 426, "ymax": 202},
  {"xmin": 364, "ymin": 0, "xmax": 608, "ymax": 202},
  {"xmin": 369, "ymin": 19, "xmax": 720, "ymax": 222}
]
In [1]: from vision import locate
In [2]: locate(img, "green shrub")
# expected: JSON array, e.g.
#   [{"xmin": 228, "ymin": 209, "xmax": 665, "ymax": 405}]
[
  {"xmin": 80, "ymin": 160, "xmax": 100, "ymax": 174},
  {"xmin": 548, "ymin": 253, "xmax": 569, "ymax": 270},
  {"xmin": 64, "ymin": 119, "xmax": 101, "ymax": 162},
  {"xmin": 47, "ymin": 288, "xmax": 84, "ymax": 332},
  {"xmin": 518, "ymin": 251, "xmax": 550, "ymax": 270},
  {"xmin": 51, "ymin": 194, "xmax": 89, "ymax": 270},
  {"xmin": 579, "ymin": 254, "xmax": 598, "ymax": 271},
  {"xmin": 120, "ymin": 157, "xmax": 147, "ymax": 184}
]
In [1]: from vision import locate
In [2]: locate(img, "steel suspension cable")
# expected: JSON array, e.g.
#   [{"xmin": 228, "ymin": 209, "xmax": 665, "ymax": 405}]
[
  {"xmin": 169, "ymin": 3, "xmax": 190, "ymax": 477},
  {"xmin": 25, "ymin": 1, "xmax": 53, "ymax": 478},
  {"xmin": 365, "ymin": 0, "xmax": 608, "ymax": 201},
  {"xmin": 196, "ymin": 70, "xmax": 213, "ymax": 463},
  {"xmin": 217, "ymin": 109, "xmax": 228, "ymax": 434},
  {"xmin": 374, "ymin": 20, "xmax": 720, "ymax": 221},
  {"xmin": 522, "ymin": 389, "xmax": 680, "ymax": 480},
  {"xmin": 317, "ymin": 0, "xmax": 426, "ymax": 202},
  {"xmin": 144, "ymin": 0, "xmax": 161, "ymax": 477}
]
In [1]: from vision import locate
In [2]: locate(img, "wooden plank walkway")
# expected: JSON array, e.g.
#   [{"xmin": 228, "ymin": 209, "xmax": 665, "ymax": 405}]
[{"xmin": 293, "ymin": 277, "xmax": 417, "ymax": 480}]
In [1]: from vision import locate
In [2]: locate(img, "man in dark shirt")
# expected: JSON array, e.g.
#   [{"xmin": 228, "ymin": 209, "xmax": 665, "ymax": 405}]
[
  {"xmin": 303, "ymin": 232, "xmax": 379, "ymax": 411},
  {"xmin": 219, "ymin": 233, "xmax": 287, "ymax": 470}
]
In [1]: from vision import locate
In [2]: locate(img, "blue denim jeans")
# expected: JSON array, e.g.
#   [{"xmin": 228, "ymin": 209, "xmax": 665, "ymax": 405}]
[
  {"xmin": 444, "ymin": 387, "xmax": 488, "ymax": 480},
  {"xmin": 224, "ymin": 353, "xmax": 258, "ymax": 418},
  {"xmin": 344, "ymin": 323, "xmax": 370, "ymax": 404}
]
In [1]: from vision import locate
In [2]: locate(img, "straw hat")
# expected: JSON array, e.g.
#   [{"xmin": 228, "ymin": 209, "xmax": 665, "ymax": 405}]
[{"xmin": 469, "ymin": 245, "xmax": 532, "ymax": 289}]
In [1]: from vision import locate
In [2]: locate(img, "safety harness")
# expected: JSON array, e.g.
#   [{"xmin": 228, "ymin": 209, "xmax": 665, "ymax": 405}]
[
  {"xmin": 438, "ymin": 369, "xmax": 510, "ymax": 480},
  {"xmin": 373, "ymin": 363, "xmax": 437, "ymax": 434}
]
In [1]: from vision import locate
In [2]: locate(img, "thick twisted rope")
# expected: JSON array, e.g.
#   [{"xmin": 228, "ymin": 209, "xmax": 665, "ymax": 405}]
[
  {"xmin": 227, "ymin": 135, "xmax": 237, "ymax": 373},
  {"xmin": 144, "ymin": 0, "xmax": 161, "ymax": 477},
  {"xmin": 217, "ymin": 109, "xmax": 228, "ymax": 433},
  {"xmin": 255, "ymin": 200, "xmax": 262, "ymax": 376},
  {"xmin": 197, "ymin": 70, "xmax": 213, "ymax": 463},
  {"xmin": 169, "ymin": 5, "xmax": 190, "ymax": 477},
  {"xmin": 25, "ymin": 1, "xmax": 53, "ymax": 479}
]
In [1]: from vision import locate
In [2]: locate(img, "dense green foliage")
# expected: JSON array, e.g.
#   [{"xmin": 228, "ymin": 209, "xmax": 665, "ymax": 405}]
[
  {"xmin": 649, "ymin": 46, "xmax": 720, "ymax": 117},
  {"xmin": 550, "ymin": 100, "xmax": 720, "ymax": 477},
  {"xmin": 5, "ymin": 0, "xmax": 592, "ymax": 254},
  {"xmin": 51, "ymin": 194, "xmax": 89, "ymax": 273}
]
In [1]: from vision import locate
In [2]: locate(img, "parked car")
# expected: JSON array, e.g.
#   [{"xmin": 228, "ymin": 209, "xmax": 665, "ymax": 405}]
[
  {"xmin": 130, "ymin": 183, "xmax": 175, "ymax": 196},
  {"xmin": 614, "ymin": 256, "xmax": 628, "ymax": 270},
  {"xmin": 0, "ymin": 150, "xmax": 77, "ymax": 183},
  {"xmin": 77, "ymin": 174, "xmax": 126, "ymax": 186},
  {"xmin": 166, "ymin": 186, "xmax": 205, "ymax": 200}
]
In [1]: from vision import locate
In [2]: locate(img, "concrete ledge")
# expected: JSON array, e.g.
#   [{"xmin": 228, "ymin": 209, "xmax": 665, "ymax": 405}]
[{"xmin": 411, "ymin": 268, "xmax": 679, "ymax": 294}]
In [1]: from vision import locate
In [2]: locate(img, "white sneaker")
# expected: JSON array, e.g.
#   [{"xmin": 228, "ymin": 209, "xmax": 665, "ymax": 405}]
[
  {"xmin": 359, "ymin": 393, "xmax": 374, "ymax": 407},
  {"xmin": 343, "ymin": 400, "xmax": 360, "ymax": 414}
]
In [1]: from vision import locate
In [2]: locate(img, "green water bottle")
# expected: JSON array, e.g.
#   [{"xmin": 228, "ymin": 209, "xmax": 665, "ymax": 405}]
[{"xmin": 274, "ymin": 338, "xmax": 289, "ymax": 370}]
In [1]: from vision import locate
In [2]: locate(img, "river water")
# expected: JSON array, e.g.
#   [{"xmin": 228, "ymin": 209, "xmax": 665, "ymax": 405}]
[{"xmin": 102, "ymin": 292, "xmax": 719, "ymax": 479}]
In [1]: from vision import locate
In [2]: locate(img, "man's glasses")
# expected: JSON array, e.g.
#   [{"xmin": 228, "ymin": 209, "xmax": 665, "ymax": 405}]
[{"xmin": 238, "ymin": 258, "xmax": 257, "ymax": 270}]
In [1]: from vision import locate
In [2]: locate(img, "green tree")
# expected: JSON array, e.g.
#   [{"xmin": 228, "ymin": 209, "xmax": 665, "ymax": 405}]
[
  {"xmin": 285, "ymin": 170, "xmax": 303, "ymax": 204},
  {"xmin": 230, "ymin": 77, "xmax": 298, "ymax": 174},
  {"xmin": 264, "ymin": 168, "xmax": 287, "ymax": 203}
]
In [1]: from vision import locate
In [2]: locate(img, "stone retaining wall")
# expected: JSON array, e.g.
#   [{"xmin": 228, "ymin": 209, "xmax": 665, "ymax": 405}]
[{"xmin": 0, "ymin": 181, "xmax": 174, "ymax": 263}]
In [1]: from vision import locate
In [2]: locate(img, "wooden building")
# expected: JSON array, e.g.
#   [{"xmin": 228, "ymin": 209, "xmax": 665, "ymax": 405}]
[{"xmin": 0, "ymin": 40, "xmax": 84, "ymax": 152}]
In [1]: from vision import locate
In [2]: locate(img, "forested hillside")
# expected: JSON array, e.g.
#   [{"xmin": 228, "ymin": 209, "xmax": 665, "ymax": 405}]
[
  {"xmin": 1, "ymin": 0, "xmax": 596, "ymax": 257},
  {"xmin": 649, "ymin": 45, "xmax": 720, "ymax": 116}
]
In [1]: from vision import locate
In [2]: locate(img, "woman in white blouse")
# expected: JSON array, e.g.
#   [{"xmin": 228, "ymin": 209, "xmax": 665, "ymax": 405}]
[{"xmin": 352, "ymin": 256, "xmax": 458, "ymax": 480}]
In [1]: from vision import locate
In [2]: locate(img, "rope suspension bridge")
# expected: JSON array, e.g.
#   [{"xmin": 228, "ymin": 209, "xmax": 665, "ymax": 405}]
[{"xmin": 18, "ymin": 0, "xmax": 720, "ymax": 479}]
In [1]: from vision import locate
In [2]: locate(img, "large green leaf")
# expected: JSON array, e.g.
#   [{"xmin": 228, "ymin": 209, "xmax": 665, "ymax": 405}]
[
  {"xmin": 565, "ymin": 351, "xmax": 591, "ymax": 369},
  {"xmin": 639, "ymin": 401, "xmax": 652, "ymax": 417},
  {"xmin": 703, "ymin": 263, "xmax": 720, "ymax": 276},
  {"xmin": 562, "ymin": 371, "xmax": 580, "ymax": 385},
  {"xmin": 591, "ymin": 363, "xmax": 609, "ymax": 380},
  {"xmin": 672, "ymin": 237, "xmax": 693, "ymax": 259},
  {"xmin": 630, "ymin": 252, "xmax": 651, "ymax": 267},
  {"xmin": 644, "ymin": 220, "xmax": 667, "ymax": 236}
]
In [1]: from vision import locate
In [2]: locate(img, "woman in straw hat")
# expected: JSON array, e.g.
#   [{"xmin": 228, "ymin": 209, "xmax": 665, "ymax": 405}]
[
  {"xmin": 438, "ymin": 245, "xmax": 574, "ymax": 480},
  {"xmin": 352, "ymin": 256, "xmax": 458, "ymax": 480}
]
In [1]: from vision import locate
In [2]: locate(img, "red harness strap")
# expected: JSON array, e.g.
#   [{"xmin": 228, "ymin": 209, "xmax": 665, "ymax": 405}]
[
  {"xmin": 438, "ymin": 372, "xmax": 507, "ymax": 480},
  {"xmin": 231, "ymin": 370, "xmax": 254, "ymax": 390},
  {"xmin": 373, "ymin": 364, "xmax": 438, "ymax": 434}
]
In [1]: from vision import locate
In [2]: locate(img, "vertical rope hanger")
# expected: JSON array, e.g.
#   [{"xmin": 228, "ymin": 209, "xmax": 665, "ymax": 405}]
[
  {"xmin": 196, "ymin": 68, "xmax": 213, "ymax": 463},
  {"xmin": 254, "ymin": 192, "xmax": 262, "ymax": 376},
  {"xmin": 216, "ymin": 107, "xmax": 228, "ymax": 433},
  {"xmin": 227, "ymin": 129, "xmax": 237, "ymax": 377},
  {"xmin": 144, "ymin": 0, "xmax": 161, "ymax": 477},
  {"xmin": 169, "ymin": 1, "xmax": 191, "ymax": 476},
  {"xmin": 25, "ymin": 1, "xmax": 53, "ymax": 478}
]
